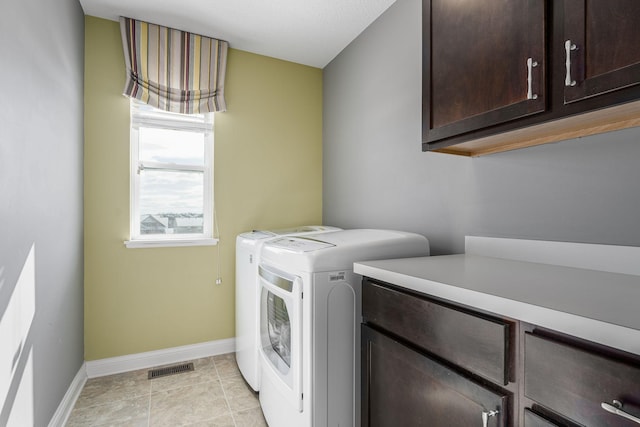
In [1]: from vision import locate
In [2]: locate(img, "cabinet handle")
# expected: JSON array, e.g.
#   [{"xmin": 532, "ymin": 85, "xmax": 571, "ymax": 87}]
[
  {"xmin": 482, "ymin": 409, "xmax": 499, "ymax": 427},
  {"xmin": 602, "ymin": 400, "xmax": 640, "ymax": 424},
  {"xmin": 526, "ymin": 57, "xmax": 538, "ymax": 100},
  {"xmin": 564, "ymin": 40, "xmax": 578, "ymax": 87}
]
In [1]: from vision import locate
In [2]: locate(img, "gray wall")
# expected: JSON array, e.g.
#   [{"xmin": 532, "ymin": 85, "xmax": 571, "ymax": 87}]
[
  {"xmin": 0, "ymin": 0, "xmax": 85, "ymax": 424},
  {"xmin": 323, "ymin": 0, "xmax": 640, "ymax": 255}
]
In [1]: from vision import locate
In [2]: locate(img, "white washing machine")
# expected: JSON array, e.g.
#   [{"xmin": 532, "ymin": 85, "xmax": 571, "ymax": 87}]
[
  {"xmin": 235, "ymin": 225, "xmax": 341, "ymax": 391},
  {"xmin": 257, "ymin": 229, "xmax": 430, "ymax": 427}
]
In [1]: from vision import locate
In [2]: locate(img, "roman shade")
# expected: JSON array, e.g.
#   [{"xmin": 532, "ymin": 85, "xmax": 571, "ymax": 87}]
[{"xmin": 119, "ymin": 17, "xmax": 228, "ymax": 114}]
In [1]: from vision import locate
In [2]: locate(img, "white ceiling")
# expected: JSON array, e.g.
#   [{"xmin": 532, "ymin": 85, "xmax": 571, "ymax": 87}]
[{"xmin": 79, "ymin": 0, "xmax": 397, "ymax": 68}]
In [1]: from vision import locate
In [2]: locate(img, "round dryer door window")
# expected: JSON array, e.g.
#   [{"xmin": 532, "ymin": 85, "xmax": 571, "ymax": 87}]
[
  {"xmin": 265, "ymin": 291, "xmax": 291, "ymax": 372},
  {"xmin": 258, "ymin": 264, "xmax": 302, "ymax": 400}
]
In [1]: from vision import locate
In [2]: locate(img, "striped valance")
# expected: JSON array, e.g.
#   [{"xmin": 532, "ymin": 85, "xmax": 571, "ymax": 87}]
[{"xmin": 119, "ymin": 17, "xmax": 228, "ymax": 114}]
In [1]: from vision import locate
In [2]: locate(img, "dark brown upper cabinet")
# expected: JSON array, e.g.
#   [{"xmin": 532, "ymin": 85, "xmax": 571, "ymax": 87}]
[
  {"xmin": 424, "ymin": 0, "xmax": 546, "ymax": 143},
  {"xmin": 423, "ymin": 0, "xmax": 640, "ymax": 156},
  {"xmin": 563, "ymin": 0, "xmax": 640, "ymax": 104}
]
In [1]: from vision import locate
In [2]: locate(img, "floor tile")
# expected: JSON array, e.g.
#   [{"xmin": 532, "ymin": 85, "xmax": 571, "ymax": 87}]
[
  {"xmin": 66, "ymin": 353, "xmax": 269, "ymax": 427},
  {"xmin": 192, "ymin": 356, "xmax": 218, "ymax": 370},
  {"xmin": 213, "ymin": 353, "xmax": 242, "ymax": 379},
  {"xmin": 232, "ymin": 407, "xmax": 268, "ymax": 427},
  {"xmin": 220, "ymin": 376, "xmax": 260, "ymax": 413},
  {"xmin": 73, "ymin": 370, "xmax": 150, "ymax": 409},
  {"xmin": 149, "ymin": 380, "xmax": 231, "ymax": 427},
  {"xmin": 184, "ymin": 413, "xmax": 237, "ymax": 426},
  {"xmin": 66, "ymin": 395, "xmax": 149, "ymax": 427}
]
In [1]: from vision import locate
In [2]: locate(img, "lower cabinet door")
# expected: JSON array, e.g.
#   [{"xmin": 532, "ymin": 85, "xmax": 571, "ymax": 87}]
[
  {"xmin": 524, "ymin": 409, "xmax": 560, "ymax": 427},
  {"xmin": 361, "ymin": 325, "xmax": 509, "ymax": 427}
]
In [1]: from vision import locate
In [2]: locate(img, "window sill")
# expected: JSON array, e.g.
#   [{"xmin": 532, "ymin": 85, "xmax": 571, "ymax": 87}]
[{"xmin": 124, "ymin": 238, "xmax": 219, "ymax": 249}]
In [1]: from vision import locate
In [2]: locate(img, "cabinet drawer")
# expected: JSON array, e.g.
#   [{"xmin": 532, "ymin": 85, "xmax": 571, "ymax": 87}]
[
  {"xmin": 524, "ymin": 410, "xmax": 559, "ymax": 427},
  {"xmin": 362, "ymin": 280, "xmax": 510, "ymax": 385},
  {"xmin": 525, "ymin": 333, "xmax": 640, "ymax": 426}
]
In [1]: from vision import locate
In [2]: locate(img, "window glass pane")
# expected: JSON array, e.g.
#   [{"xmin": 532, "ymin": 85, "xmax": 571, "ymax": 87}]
[
  {"xmin": 139, "ymin": 127, "xmax": 205, "ymax": 166},
  {"xmin": 139, "ymin": 169, "xmax": 204, "ymax": 235}
]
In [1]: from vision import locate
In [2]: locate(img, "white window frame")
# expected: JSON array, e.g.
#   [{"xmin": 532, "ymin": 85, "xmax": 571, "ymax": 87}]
[{"xmin": 125, "ymin": 100, "xmax": 217, "ymax": 248}]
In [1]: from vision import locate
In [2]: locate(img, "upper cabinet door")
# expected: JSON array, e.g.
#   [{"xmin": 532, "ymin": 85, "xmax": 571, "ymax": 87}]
[
  {"xmin": 563, "ymin": 0, "xmax": 640, "ymax": 103},
  {"xmin": 424, "ymin": 0, "xmax": 546, "ymax": 143}
]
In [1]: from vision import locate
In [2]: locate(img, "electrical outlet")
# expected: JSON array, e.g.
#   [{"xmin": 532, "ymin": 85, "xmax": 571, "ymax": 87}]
[{"xmin": 215, "ymin": 278, "xmax": 222, "ymax": 285}]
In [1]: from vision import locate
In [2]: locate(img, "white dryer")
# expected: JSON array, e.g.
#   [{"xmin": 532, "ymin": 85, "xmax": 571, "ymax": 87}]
[
  {"xmin": 235, "ymin": 225, "xmax": 340, "ymax": 391},
  {"xmin": 257, "ymin": 229, "xmax": 430, "ymax": 427}
]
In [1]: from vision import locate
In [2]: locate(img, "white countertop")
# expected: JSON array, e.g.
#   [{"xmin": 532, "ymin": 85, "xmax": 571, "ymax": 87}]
[{"xmin": 354, "ymin": 254, "xmax": 640, "ymax": 356}]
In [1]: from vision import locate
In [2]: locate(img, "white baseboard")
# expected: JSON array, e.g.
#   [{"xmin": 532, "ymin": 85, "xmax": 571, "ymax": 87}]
[
  {"xmin": 48, "ymin": 363, "xmax": 87, "ymax": 427},
  {"xmin": 85, "ymin": 338, "xmax": 236, "ymax": 378}
]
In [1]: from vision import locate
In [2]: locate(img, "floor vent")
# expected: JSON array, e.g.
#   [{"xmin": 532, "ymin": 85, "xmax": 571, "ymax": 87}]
[{"xmin": 148, "ymin": 362, "xmax": 194, "ymax": 380}]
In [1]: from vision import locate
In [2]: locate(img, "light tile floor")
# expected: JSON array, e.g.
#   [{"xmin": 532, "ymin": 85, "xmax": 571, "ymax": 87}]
[{"xmin": 66, "ymin": 353, "xmax": 268, "ymax": 426}]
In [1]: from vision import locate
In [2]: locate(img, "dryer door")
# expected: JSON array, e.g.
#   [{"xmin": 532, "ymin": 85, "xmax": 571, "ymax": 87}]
[{"xmin": 258, "ymin": 265, "xmax": 303, "ymax": 412}]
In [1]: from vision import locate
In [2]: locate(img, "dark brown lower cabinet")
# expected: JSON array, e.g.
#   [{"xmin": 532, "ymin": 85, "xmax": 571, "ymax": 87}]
[
  {"xmin": 361, "ymin": 277, "xmax": 640, "ymax": 427},
  {"xmin": 524, "ymin": 333, "xmax": 640, "ymax": 426},
  {"xmin": 523, "ymin": 409, "xmax": 559, "ymax": 427},
  {"xmin": 361, "ymin": 325, "xmax": 509, "ymax": 427}
]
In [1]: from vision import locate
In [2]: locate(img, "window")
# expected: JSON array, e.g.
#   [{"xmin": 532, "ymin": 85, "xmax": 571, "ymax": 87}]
[{"xmin": 125, "ymin": 100, "xmax": 216, "ymax": 248}]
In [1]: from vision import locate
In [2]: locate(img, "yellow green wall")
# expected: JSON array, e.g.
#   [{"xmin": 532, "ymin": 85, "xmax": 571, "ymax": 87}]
[{"xmin": 84, "ymin": 16, "xmax": 323, "ymax": 360}]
